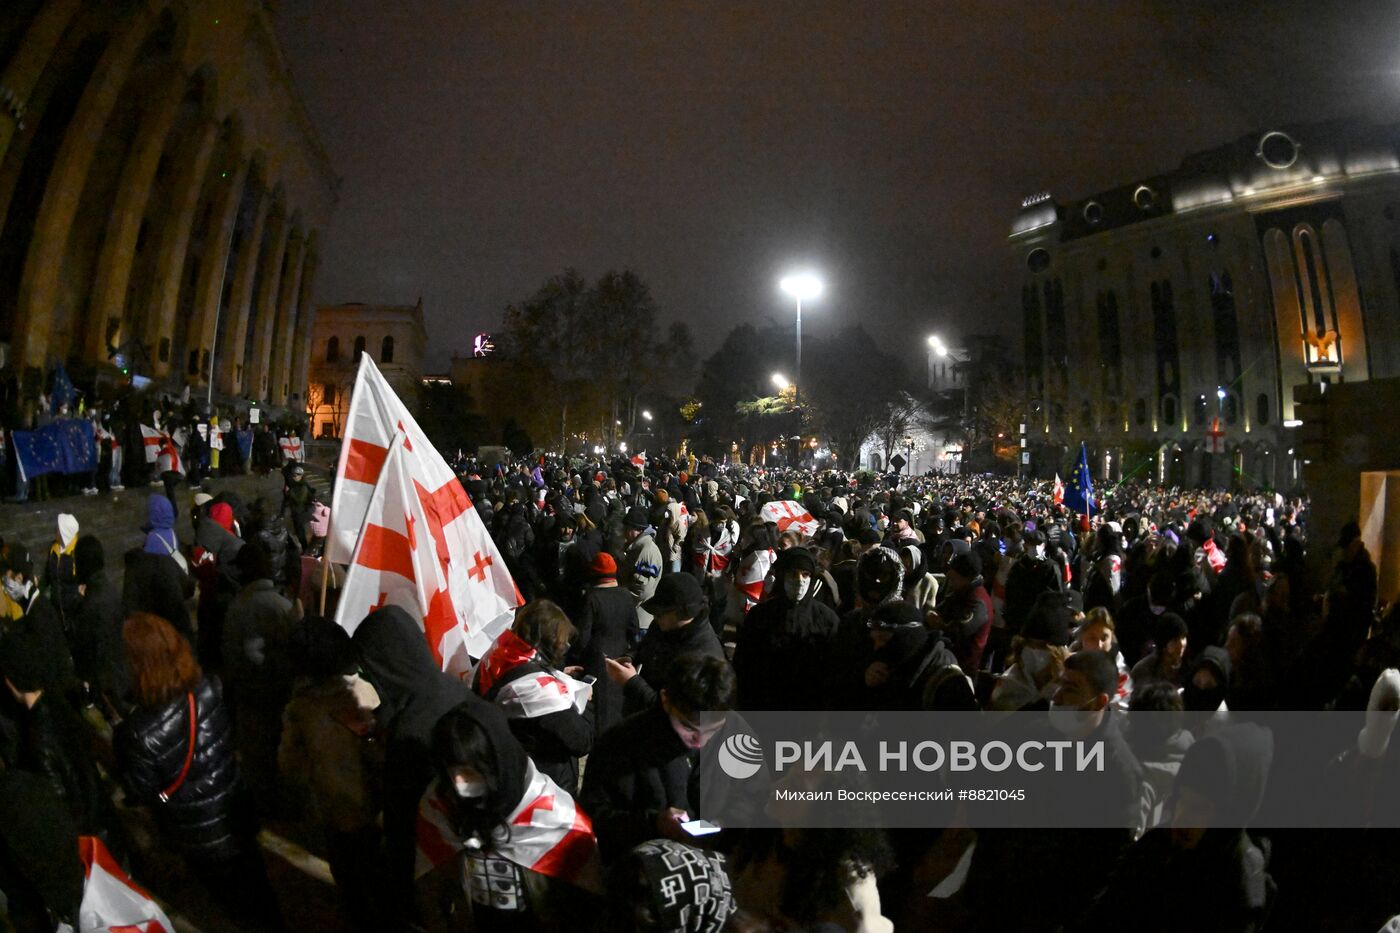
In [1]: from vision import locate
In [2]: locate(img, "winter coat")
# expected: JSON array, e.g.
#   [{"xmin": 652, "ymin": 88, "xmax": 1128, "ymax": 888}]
[
  {"xmin": 141, "ymin": 495, "xmax": 181, "ymax": 561},
  {"xmin": 68, "ymin": 571, "xmax": 131, "ymax": 705},
  {"xmin": 568, "ymin": 583, "xmax": 640, "ymax": 734},
  {"xmin": 116, "ymin": 678, "xmax": 251, "ymax": 862},
  {"xmin": 934, "ymin": 578, "xmax": 994, "ymax": 673},
  {"xmin": 623, "ymin": 618, "xmax": 728, "ymax": 715},
  {"xmin": 14, "ymin": 692, "xmax": 109, "ymax": 838},
  {"xmin": 278, "ymin": 676, "xmax": 382, "ymax": 834},
  {"xmin": 122, "ymin": 547, "xmax": 195, "ymax": 640},
  {"xmin": 621, "ymin": 532, "xmax": 663, "ymax": 630},
  {"xmin": 221, "ymin": 578, "xmax": 298, "ymax": 712},
  {"xmin": 1003, "ymin": 554, "xmax": 1062, "ymax": 637},
  {"xmin": 256, "ymin": 514, "xmax": 302, "ymax": 588},
  {"xmin": 733, "ymin": 588, "xmax": 841, "ymax": 711},
  {"xmin": 578, "ymin": 703, "xmax": 695, "ymax": 862},
  {"xmin": 475, "ymin": 654, "xmax": 593, "ymax": 794}
]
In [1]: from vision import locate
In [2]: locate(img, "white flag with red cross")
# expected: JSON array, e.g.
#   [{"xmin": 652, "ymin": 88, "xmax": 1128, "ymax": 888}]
[
  {"xmin": 760, "ymin": 499, "xmax": 818, "ymax": 537},
  {"xmin": 1052, "ymin": 474, "xmax": 1065, "ymax": 505},
  {"xmin": 57, "ymin": 835, "xmax": 175, "ymax": 933},
  {"xmin": 329, "ymin": 356, "xmax": 521, "ymax": 672},
  {"xmin": 1206, "ymin": 416, "xmax": 1226, "ymax": 454},
  {"xmin": 139, "ymin": 425, "xmax": 162, "ymax": 464}
]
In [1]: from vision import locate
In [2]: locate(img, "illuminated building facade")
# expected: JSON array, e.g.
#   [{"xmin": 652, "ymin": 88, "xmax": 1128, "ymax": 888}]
[{"xmin": 1012, "ymin": 121, "xmax": 1400, "ymax": 489}]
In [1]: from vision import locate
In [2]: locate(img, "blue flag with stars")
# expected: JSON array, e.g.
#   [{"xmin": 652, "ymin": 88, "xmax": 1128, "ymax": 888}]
[{"xmin": 1063, "ymin": 442, "xmax": 1094, "ymax": 515}]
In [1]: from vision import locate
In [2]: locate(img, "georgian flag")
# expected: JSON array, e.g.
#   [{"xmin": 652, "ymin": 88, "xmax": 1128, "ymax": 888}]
[
  {"xmin": 56, "ymin": 836, "xmax": 175, "ymax": 933},
  {"xmin": 279, "ymin": 435, "xmax": 304, "ymax": 462},
  {"xmin": 334, "ymin": 432, "xmax": 513, "ymax": 676},
  {"xmin": 139, "ymin": 425, "xmax": 162, "ymax": 464},
  {"xmin": 329, "ymin": 356, "xmax": 521, "ymax": 671},
  {"xmin": 693, "ymin": 521, "xmax": 735, "ymax": 577},
  {"xmin": 630, "ymin": 451, "xmax": 647, "ymax": 468},
  {"xmin": 1052, "ymin": 474, "xmax": 1065, "ymax": 506},
  {"xmin": 415, "ymin": 764, "xmax": 601, "ymax": 891},
  {"xmin": 760, "ymin": 499, "xmax": 818, "ymax": 537},
  {"xmin": 476, "ymin": 630, "xmax": 591, "ymax": 718},
  {"xmin": 736, "ymin": 547, "xmax": 774, "ymax": 613}
]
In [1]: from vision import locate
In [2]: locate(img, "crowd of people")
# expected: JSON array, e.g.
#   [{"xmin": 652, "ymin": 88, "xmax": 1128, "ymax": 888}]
[{"xmin": 0, "ymin": 446, "xmax": 1397, "ymax": 932}]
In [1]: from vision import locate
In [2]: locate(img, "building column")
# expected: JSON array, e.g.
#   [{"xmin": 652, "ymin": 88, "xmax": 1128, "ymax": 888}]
[
  {"xmin": 82, "ymin": 62, "xmax": 188, "ymax": 366},
  {"xmin": 215, "ymin": 187, "xmax": 270, "ymax": 394},
  {"xmin": 264, "ymin": 229, "xmax": 305, "ymax": 406},
  {"xmin": 12, "ymin": 4, "xmax": 158, "ymax": 371},
  {"xmin": 0, "ymin": 0, "xmax": 83, "ymax": 167},
  {"xmin": 243, "ymin": 207, "xmax": 291, "ymax": 399},
  {"xmin": 145, "ymin": 116, "xmax": 218, "ymax": 378},
  {"xmin": 288, "ymin": 246, "xmax": 320, "ymax": 409},
  {"xmin": 187, "ymin": 155, "xmax": 249, "ymax": 387},
  {"xmin": 245, "ymin": 215, "xmax": 294, "ymax": 400}
]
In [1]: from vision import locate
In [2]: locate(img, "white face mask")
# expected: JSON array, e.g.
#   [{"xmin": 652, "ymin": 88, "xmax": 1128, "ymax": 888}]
[
  {"xmin": 453, "ymin": 777, "xmax": 487, "ymax": 798},
  {"xmin": 3, "ymin": 577, "xmax": 31, "ymax": 604},
  {"xmin": 784, "ymin": 574, "xmax": 811, "ymax": 602},
  {"xmin": 1020, "ymin": 646, "xmax": 1052, "ymax": 681},
  {"xmin": 1048, "ymin": 701, "xmax": 1096, "ymax": 738},
  {"xmin": 877, "ymin": 517, "xmax": 889, "ymax": 531}
]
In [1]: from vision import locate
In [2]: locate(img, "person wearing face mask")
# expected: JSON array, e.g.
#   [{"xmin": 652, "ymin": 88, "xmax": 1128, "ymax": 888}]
[
  {"xmin": 581, "ymin": 653, "xmax": 737, "ymax": 861},
  {"xmin": 1, "ymin": 542, "xmax": 78, "ymax": 694},
  {"xmin": 417, "ymin": 701, "xmax": 602, "ymax": 932},
  {"xmin": 1004, "ymin": 529, "xmax": 1061, "ymax": 638},
  {"xmin": 990, "ymin": 591, "xmax": 1074, "ymax": 711},
  {"xmin": 733, "ymin": 547, "xmax": 841, "ymax": 712}
]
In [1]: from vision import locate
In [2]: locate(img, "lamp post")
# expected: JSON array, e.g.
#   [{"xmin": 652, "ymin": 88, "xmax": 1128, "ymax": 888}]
[{"xmin": 780, "ymin": 272, "xmax": 822, "ymax": 406}]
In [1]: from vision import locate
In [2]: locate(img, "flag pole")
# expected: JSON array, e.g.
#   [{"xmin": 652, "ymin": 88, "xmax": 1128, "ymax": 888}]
[{"xmin": 318, "ymin": 499, "xmax": 333, "ymax": 616}]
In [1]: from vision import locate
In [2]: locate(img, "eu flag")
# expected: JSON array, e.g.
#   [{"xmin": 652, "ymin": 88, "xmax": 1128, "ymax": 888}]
[{"xmin": 1063, "ymin": 442, "xmax": 1094, "ymax": 515}]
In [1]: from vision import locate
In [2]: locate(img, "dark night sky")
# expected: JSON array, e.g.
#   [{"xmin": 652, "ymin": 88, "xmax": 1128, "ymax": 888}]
[{"xmin": 274, "ymin": 1, "xmax": 1400, "ymax": 372}]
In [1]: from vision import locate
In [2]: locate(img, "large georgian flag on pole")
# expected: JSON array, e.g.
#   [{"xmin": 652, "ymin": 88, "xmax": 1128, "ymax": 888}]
[{"xmin": 330, "ymin": 356, "xmax": 521, "ymax": 672}]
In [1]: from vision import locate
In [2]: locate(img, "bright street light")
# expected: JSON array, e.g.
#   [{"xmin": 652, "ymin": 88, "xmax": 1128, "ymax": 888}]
[
  {"xmin": 779, "ymin": 271, "xmax": 822, "ymax": 406},
  {"xmin": 772, "ymin": 373, "xmax": 790, "ymax": 391},
  {"xmin": 641, "ymin": 410, "xmax": 653, "ymax": 421},
  {"xmin": 619, "ymin": 442, "xmax": 627, "ymax": 452},
  {"xmin": 928, "ymin": 334, "xmax": 949, "ymax": 358},
  {"xmin": 1216, "ymin": 387, "xmax": 1227, "ymax": 400},
  {"xmin": 780, "ymin": 272, "xmax": 823, "ymax": 300}
]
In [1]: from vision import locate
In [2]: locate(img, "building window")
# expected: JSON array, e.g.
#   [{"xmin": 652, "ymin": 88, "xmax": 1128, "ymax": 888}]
[
  {"xmin": 326, "ymin": 336, "xmax": 339, "ymax": 362},
  {"xmin": 1134, "ymin": 398, "xmax": 1147, "ymax": 426},
  {"xmin": 323, "ymin": 383, "xmax": 337, "ymax": 406},
  {"xmin": 188, "ymin": 350, "xmax": 200, "ymax": 376},
  {"xmin": 1257, "ymin": 393, "xmax": 1271, "ymax": 425},
  {"xmin": 1224, "ymin": 393, "xmax": 1239, "ymax": 426},
  {"xmin": 1162, "ymin": 394, "xmax": 1177, "ymax": 426},
  {"xmin": 353, "ymin": 336, "xmax": 366, "ymax": 361},
  {"xmin": 1151, "ymin": 280, "xmax": 1181, "ymax": 401},
  {"xmin": 1023, "ymin": 285, "xmax": 1044, "ymax": 397},
  {"xmin": 1210, "ymin": 271, "xmax": 1244, "ymax": 394},
  {"xmin": 1096, "ymin": 290, "xmax": 1123, "ymax": 396},
  {"xmin": 381, "ymin": 335, "xmax": 395, "ymax": 363}
]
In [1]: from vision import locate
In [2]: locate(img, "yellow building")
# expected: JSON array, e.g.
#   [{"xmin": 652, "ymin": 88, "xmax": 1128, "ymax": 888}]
[
  {"xmin": 1012, "ymin": 120, "xmax": 1400, "ymax": 489},
  {"xmin": 307, "ymin": 300, "xmax": 426, "ymax": 439},
  {"xmin": 0, "ymin": 1, "xmax": 337, "ymax": 406}
]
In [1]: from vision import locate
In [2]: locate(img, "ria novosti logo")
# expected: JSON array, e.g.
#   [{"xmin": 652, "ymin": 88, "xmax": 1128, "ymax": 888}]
[{"xmin": 717, "ymin": 733, "xmax": 764, "ymax": 779}]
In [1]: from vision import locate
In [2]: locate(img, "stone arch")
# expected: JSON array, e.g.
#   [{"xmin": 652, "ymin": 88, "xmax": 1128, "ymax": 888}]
[
  {"xmin": 253, "ymin": 208, "xmax": 305, "ymax": 402},
  {"xmin": 212, "ymin": 150, "xmax": 271, "ymax": 392},
  {"xmin": 118, "ymin": 62, "xmax": 221, "ymax": 369},
  {"xmin": 13, "ymin": 1, "xmax": 191, "ymax": 371},
  {"xmin": 0, "ymin": 3, "xmax": 134, "ymax": 346},
  {"xmin": 236, "ymin": 182, "xmax": 289, "ymax": 395},
  {"xmin": 287, "ymin": 229, "xmax": 320, "ymax": 406},
  {"xmin": 182, "ymin": 117, "xmax": 250, "ymax": 385}
]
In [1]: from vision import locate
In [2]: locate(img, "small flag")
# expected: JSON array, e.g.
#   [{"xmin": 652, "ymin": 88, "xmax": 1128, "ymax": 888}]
[
  {"xmin": 759, "ymin": 499, "xmax": 818, "ymax": 536},
  {"xmin": 1206, "ymin": 416, "xmax": 1226, "ymax": 454},
  {"xmin": 1052, "ymin": 473, "xmax": 1065, "ymax": 505}
]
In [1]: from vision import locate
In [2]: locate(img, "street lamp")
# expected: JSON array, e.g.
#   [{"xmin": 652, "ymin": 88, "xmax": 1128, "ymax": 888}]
[
  {"xmin": 779, "ymin": 271, "xmax": 822, "ymax": 404},
  {"xmin": 928, "ymin": 334, "xmax": 949, "ymax": 358},
  {"xmin": 641, "ymin": 410, "xmax": 652, "ymax": 421},
  {"xmin": 771, "ymin": 372, "xmax": 790, "ymax": 392}
]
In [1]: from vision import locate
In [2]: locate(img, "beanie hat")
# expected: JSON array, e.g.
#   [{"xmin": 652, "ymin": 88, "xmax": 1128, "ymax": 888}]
[
  {"xmin": 589, "ymin": 552, "xmax": 618, "ymax": 579},
  {"xmin": 56, "ymin": 514, "xmax": 79, "ymax": 550},
  {"xmin": 1359, "ymin": 668, "xmax": 1400, "ymax": 759},
  {"xmin": 624, "ymin": 506, "xmax": 650, "ymax": 530},
  {"xmin": 1024, "ymin": 592, "xmax": 1074, "ymax": 646},
  {"xmin": 73, "ymin": 536, "xmax": 104, "ymax": 586},
  {"xmin": 948, "ymin": 551, "xmax": 982, "ymax": 581},
  {"xmin": 193, "ymin": 492, "xmax": 213, "ymax": 508},
  {"xmin": 867, "ymin": 600, "xmax": 925, "ymax": 630}
]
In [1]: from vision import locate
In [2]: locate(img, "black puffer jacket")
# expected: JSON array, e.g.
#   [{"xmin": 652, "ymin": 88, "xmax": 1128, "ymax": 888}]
[{"xmin": 116, "ymin": 678, "xmax": 249, "ymax": 862}]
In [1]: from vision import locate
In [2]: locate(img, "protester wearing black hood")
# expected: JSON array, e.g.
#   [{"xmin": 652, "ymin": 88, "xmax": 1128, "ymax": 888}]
[
  {"xmin": 858, "ymin": 601, "xmax": 937, "ymax": 710},
  {"xmin": 0, "ymin": 769, "xmax": 84, "ymax": 932},
  {"xmin": 67, "ymin": 535, "xmax": 131, "ymax": 709},
  {"xmin": 352, "ymin": 604, "xmax": 497, "ymax": 925},
  {"xmin": 733, "ymin": 547, "xmax": 840, "ymax": 711},
  {"xmin": 930, "ymin": 550, "xmax": 993, "ymax": 673},
  {"xmin": 1185, "ymin": 644, "xmax": 1233, "ymax": 716},
  {"xmin": 1069, "ymin": 723, "xmax": 1275, "ymax": 933},
  {"xmin": 607, "ymin": 573, "xmax": 726, "ymax": 716}
]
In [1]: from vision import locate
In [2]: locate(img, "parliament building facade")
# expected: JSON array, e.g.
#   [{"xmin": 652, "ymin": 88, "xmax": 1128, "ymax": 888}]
[
  {"xmin": 1013, "ymin": 120, "xmax": 1400, "ymax": 491},
  {"xmin": 0, "ymin": 0, "xmax": 337, "ymax": 407}
]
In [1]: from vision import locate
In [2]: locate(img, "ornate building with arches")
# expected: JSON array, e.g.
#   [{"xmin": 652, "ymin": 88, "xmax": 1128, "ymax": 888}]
[
  {"xmin": 0, "ymin": 0, "xmax": 337, "ymax": 406},
  {"xmin": 1012, "ymin": 120, "xmax": 1400, "ymax": 491}
]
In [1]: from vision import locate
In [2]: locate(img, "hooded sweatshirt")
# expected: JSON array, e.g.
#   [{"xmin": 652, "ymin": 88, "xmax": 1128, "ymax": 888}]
[
  {"xmin": 733, "ymin": 548, "xmax": 841, "ymax": 711},
  {"xmin": 352, "ymin": 606, "xmax": 487, "ymax": 913},
  {"xmin": 142, "ymin": 495, "xmax": 180, "ymax": 559}
]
